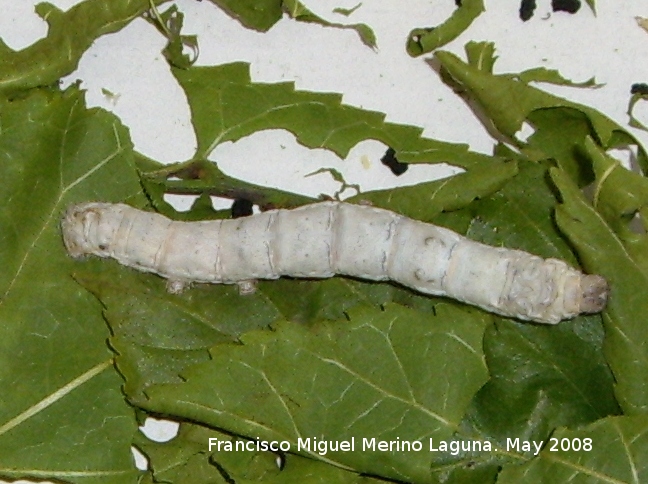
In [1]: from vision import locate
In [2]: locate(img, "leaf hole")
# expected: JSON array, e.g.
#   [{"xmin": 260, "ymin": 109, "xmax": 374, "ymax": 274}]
[
  {"xmin": 132, "ymin": 445, "xmax": 149, "ymax": 470},
  {"xmin": 163, "ymin": 193, "xmax": 200, "ymax": 212},
  {"xmin": 514, "ymin": 121, "xmax": 535, "ymax": 143},
  {"xmin": 139, "ymin": 416, "xmax": 180, "ymax": 442}
]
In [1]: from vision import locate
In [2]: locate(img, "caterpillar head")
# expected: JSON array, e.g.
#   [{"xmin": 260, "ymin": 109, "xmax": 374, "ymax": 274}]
[
  {"xmin": 578, "ymin": 274, "xmax": 609, "ymax": 314},
  {"xmin": 61, "ymin": 203, "xmax": 124, "ymax": 259}
]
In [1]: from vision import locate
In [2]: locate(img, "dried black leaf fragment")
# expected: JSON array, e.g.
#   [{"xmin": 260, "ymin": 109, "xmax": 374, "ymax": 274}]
[
  {"xmin": 380, "ymin": 147, "xmax": 408, "ymax": 176},
  {"xmin": 232, "ymin": 198, "xmax": 254, "ymax": 218},
  {"xmin": 520, "ymin": 0, "xmax": 537, "ymax": 21},
  {"xmin": 631, "ymin": 83, "xmax": 648, "ymax": 95},
  {"xmin": 552, "ymin": 0, "xmax": 581, "ymax": 14}
]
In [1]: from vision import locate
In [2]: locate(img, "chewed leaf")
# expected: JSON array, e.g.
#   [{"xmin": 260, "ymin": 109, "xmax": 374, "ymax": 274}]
[
  {"xmin": 205, "ymin": 0, "xmax": 376, "ymax": 47},
  {"xmin": 465, "ymin": 41, "xmax": 498, "ymax": 73},
  {"xmin": 0, "ymin": 0, "xmax": 163, "ymax": 96},
  {"xmin": 627, "ymin": 85, "xmax": 648, "ymax": 132},
  {"xmin": 552, "ymin": 167, "xmax": 648, "ymax": 415},
  {"xmin": 522, "ymin": 107, "xmax": 602, "ymax": 185},
  {"xmin": 435, "ymin": 46, "xmax": 648, "ymax": 178},
  {"xmin": 406, "ymin": 0, "xmax": 485, "ymax": 56},
  {"xmin": 347, "ymin": 160, "xmax": 518, "ymax": 220},
  {"xmin": 283, "ymin": 0, "xmax": 377, "ymax": 49},
  {"xmin": 125, "ymin": 303, "xmax": 490, "ymax": 482},
  {"xmin": 463, "ymin": 42, "xmax": 601, "ymax": 88},
  {"xmin": 145, "ymin": 4, "xmax": 199, "ymax": 69},
  {"xmin": 172, "ymin": 62, "xmax": 502, "ymax": 169},
  {"xmin": 585, "ymin": 0, "xmax": 596, "ymax": 15},
  {"xmin": 135, "ymin": 154, "xmax": 316, "ymax": 217},
  {"xmin": 206, "ymin": 0, "xmax": 283, "ymax": 31},
  {"xmin": 306, "ymin": 167, "xmax": 360, "ymax": 198},
  {"xmin": 0, "ymin": 86, "xmax": 144, "ymax": 482},
  {"xmin": 497, "ymin": 415, "xmax": 648, "ymax": 483},
  {"xmin": 435, "ymin": 48, "xmax": 613, "ymax": 142},
  {"xmin": 333, "ymin": 3, "xmax": 363, "ymax": 17},
  {"xmin": 507, "ymin": 67, "xmax": 601, "ymax": 88},
  {"xmin": 638, "ymin": 16, "xmax": 648, "ymax": 34}
]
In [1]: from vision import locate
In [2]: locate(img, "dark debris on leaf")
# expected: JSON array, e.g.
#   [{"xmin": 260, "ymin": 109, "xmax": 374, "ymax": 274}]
[
  {"xmin": 520, "ymin": 0, "xmax": 537, "ymax": 21},
  {"xmin": 381, "ymin": 147, "xmax": 408, "ymax": 176},
  {"xmin": 631, "ymin": 83, "xmax": 648, "ymax": 95},
  {"xmin": 232, "ymin": 198, "xmax": 254, "ymax": 218},
  {"xmin": 552, "ymin": 0, "xmax": 581, "ymax": 14}
]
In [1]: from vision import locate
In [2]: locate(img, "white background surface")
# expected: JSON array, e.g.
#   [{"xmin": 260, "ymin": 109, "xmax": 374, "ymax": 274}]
[{"xmin": 2, "ymin": 0, "xmax": 648, "ymax": 480}]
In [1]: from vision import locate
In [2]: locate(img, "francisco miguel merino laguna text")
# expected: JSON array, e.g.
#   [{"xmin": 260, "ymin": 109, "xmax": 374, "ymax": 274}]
[{"xmin": 208, "ymin": 437, "xmax": 492, "ymax": 456}]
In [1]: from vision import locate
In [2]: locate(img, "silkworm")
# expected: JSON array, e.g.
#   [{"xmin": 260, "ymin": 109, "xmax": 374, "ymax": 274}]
[{"xmin": 61, "ymin": 201, "xmax": 608, "ymax": 324}]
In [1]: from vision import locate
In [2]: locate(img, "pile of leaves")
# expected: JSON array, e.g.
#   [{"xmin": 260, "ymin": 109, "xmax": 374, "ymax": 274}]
[{"xmin": 1, "ymin": 1, "xmax": 647, "ymax": 483}]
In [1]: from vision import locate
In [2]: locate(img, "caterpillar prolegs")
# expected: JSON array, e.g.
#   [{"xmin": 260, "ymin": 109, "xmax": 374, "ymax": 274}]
[{"xmin": 61, "ymin": 201, "xmax": 608, "ymax": 324}]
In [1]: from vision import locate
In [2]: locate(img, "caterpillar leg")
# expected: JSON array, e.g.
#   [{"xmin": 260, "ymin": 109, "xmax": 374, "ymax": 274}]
[
  {"xmin": 166, "ymin": 279, "xmax": 191, "ymax": 294},
  {"xmin": 237, "ymin": 280, "xmax": 258, "ymax": 295}
]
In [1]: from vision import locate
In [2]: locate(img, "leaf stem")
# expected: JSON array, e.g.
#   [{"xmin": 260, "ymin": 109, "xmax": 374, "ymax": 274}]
[{"xmin": 148, "ymin": 0, "xmax": 172, "ymax": 39}]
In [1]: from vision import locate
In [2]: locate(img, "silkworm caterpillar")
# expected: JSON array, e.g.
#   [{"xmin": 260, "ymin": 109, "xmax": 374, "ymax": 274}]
[{"xmin": 61, "ymin": 201, "xmax": 608, "ymax": 324}]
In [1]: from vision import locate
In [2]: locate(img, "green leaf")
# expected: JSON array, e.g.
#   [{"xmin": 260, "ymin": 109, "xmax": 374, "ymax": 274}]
[
  {"xmin": 522, "ymin": 107, "xmax": 600, "ymax": 185},
  {"xmin": 206, "ymin": 0, "xmax": 283, "ymax": 32},
  {"xmin": 464, "ymin": 41, "xmax": 497, "ymax": 73},
  {"xmin": 75, "ymin": 261, "xmax": 283, "ymax": 406},
  {"xmin": 467, "ymin": 161, "xmax": 577, "ymax": 261},
  {"xmin": 131, "ymin": 58, "xmax": 518, "ymax": 257},
  {"xmin": 406, "ymin": 0, "xmax": 485, "ymax": 57},
  {"xmin": 136, "ymin": 422, "xmax": 385, "ymax": 483},
  {"xmin": 638, "ymin": 17, "xmax": 648, "ymax": 35},
  {"xmin": 171, "ymin": 62, "xmax": 501, "ymax": 169},
  {"xmin": 117, "ymin": 303, "xmax": 491, "ymax": 483},
  {"xmin": 145, "ymin": 3, "xmax": 199, "ymax": 69},
  {"xmin": 138, "ymin": 61, "xmax": 509, "ymax": 215},
  {"xmin": 435, "ymin": 47, "xmax": 648, "ymax": 176},
  {"xmin": 586, "ymin": 138, "xmax": 648, "ymax": 272},
  {"xmin": 627, "ymin": 87, "xmax": 648, "ymax": 132},
  {"xmin": 333, "ymin": 3, "xmax": 363, "ymax": 17},
  {"xmin": 136, "ymin": 154, "xmax": 316, "ymax": 217},
  {"xmin": 0, "ymin": 0, "xmax": 163, "ymax": 96},
  {"xmin": 461, "ymin": 42, "xmax": 599, "ymax": 91},
  {"xmin": 463, "ymin": 42, "xmax": 601, "ymax": 88},
  {"xmin": 347, "ymin": 160, "xmax": 518, "ymax": 221},
  {"xmin": 467, "ymin": 315, "xmax": 619, "ymax": 443},
  {"xmin": 0, "ymin": 86, "xmax": 145, "ymax": 482},
  {"xmin": 498, "ymin": 415, "xmax": 648, "ymax": 483},
  {"xmin": 205, "ymin": 0, "xmax": 375, "ymax": 47},
  {"xmin": 306, "ymin": 167, "xmax": 360, "ymax": 199},
  {"xmin": 552, "ymin": 167, "xmax": 648, "ymax": 415},
  {"xmin": 585, "ymin": 0, "xmax": 597, "ymax": 15},
  {"xmin": 134, "ymin": 424, "xmax": 223, "ymax": 483},
  {"xmin": 507, "ymin": 67, "xmax": 601, "ymax": 88},
  {"xmin": 282, "ymin": 0, "xmax": 377, "ymax": 49},
  {"xmin": 463, "ymin": 162, "xmax": 620, "ymax": 443},
  {"xmin": 86, "ymin": 265, "xmax": 420, "ymax": 409}
]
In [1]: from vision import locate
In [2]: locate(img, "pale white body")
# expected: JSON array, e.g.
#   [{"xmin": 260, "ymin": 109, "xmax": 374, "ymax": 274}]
[{"xmin": 62, "ymin": 202, "xmax": 608, "ymax": 324}]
